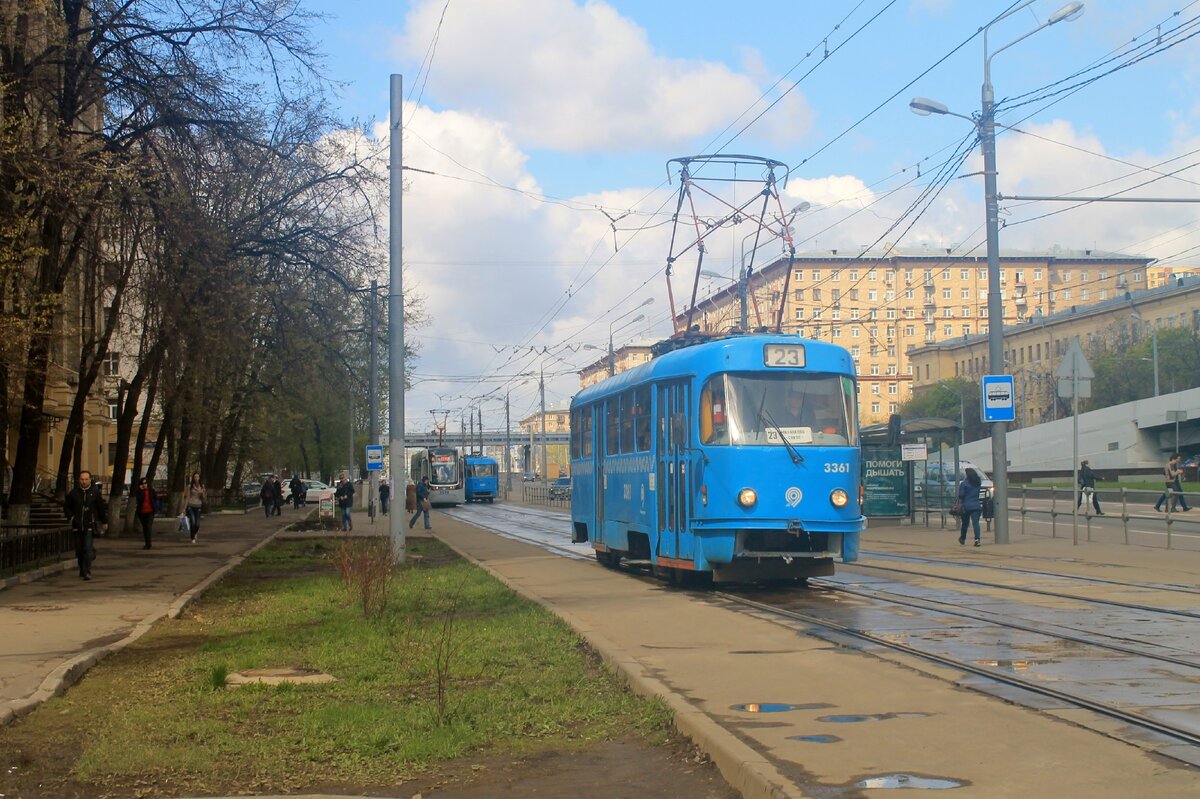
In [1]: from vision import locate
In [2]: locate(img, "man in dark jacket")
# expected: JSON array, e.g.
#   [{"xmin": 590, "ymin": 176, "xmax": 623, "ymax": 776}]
[
  {"xmin": 335, "ymin": 477, "xmax": 355, "ymax": 531},
  {"xmin": 1077, "ymin": 460, "xmax": 1103, "ymax": 515},
  {"xmin": 289, "ymin": 475, "xmax": 304, "ymax": 509},
  {"xmin": 64, "ymin": 470, "xmax": 108, "ymax": 580}
]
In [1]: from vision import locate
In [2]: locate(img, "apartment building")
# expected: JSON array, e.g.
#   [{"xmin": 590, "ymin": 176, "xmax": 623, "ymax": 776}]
[
  {"xmin": 518, "ymin": 404, "xmax": 570, "ymax": 478},
  {"xmin": 683, "ymin": 248, "xmax": 1153, "ymax": 425},
  {"xmin": 578, "ymin": 344, "xmax": 655, "ymax": 389},
  {"xmin": 908, "ymin": 276, "xmax": 1200, "ymax": 427}
]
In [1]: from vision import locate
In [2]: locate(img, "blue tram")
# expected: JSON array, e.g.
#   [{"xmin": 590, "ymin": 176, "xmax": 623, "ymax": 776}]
[
  {"xmin": 463, "ymin": 455, "xmax": 499, "ymax": 503},
  {"xmin": 409, "ymin": 447, "xmax": 465, "ymax": 506},
  {"xmin": 569, "ymin": 334, "xmax": 864, "ymax": 583}
]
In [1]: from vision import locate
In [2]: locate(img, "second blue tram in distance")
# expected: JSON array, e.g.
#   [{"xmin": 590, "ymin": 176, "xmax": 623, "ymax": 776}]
[
  {"xmin": 569, "ymin": 334, "xmax": 864, "ymax": 583},
  {"xmin": 463, "ymin": 455, "xmax": 499, "ymax": 503},
  {"xmin": 409, "ymin": 446, "xmax": 465, "ymax": 506}
]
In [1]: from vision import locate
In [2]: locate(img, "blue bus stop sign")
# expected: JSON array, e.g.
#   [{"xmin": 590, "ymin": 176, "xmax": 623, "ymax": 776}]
[
  {"xmin": 980, "ymin": 375, "xmax": 1015, "ymax": 423},
  {"xmin": 365, "ymin": 444, "xmax": 384, "ymax": 471}
]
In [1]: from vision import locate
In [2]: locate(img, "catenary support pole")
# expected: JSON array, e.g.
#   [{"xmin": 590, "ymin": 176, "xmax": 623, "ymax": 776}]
[
  {"xmin": 388, "ymin": 74, "xmax": 406, "ymax": 562},
  {"xmin": 368, "ymin": 278, "xmax": 378, "ymax": 521}
]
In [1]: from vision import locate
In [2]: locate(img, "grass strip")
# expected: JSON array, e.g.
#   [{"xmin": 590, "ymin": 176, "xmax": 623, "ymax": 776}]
[{"xmin": 2, "ymin": 537, "xmax": 671, "ymax": 797}]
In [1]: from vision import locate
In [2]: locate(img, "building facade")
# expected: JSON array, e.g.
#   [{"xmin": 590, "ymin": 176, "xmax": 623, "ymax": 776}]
[
  {"xmin": 518, "ymin": 405, "xmax": 570, "ymax": 478},
  {"xmin": 578, "ymin": 344, "xmax": 655, "ymax": 388},
  {"xmin": 908, "ymin": 276, "xmax": 1200, "ymax": 427},
  {"xmin": 682, "ymin": 248, "xmax": 1154, "ymax": 425}
]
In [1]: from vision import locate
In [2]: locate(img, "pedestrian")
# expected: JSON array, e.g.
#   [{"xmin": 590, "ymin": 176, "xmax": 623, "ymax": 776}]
[
  {"xmin": 273, "ymin": 476, "xmax": 284, "ymax": 516},
  {"xmin": 289, "ymin": 474, "xmax": 303, "ymax": 509},
  {"xmin": 378, "ymin": 479, "xmax": 391, "ymax": 515},
  {"xmin": 409, "ymin": 476, "xmax": 432, "ymax": 530},
  {"xmin": 185, "ymin": 472, "xmax": 206, "ymax": 543},
  {"xmin": 134, "ymin": 476, "xmax": 158, "ymax": 548},
  {"xmin": 1155, "ymin": 453, "xmax": 1191, "ymax": 513},
  {"xmin": 335, "ymin": 476, "xmax": 355, "ymax": 531},
  {"xmin": 260, "ymin": 478, "xmax": 275, "ymax": 518},
  {"xmin": 957, "ymin": 467, "xmax": 984, "ymax": 547},
  {"xmin": 64, "ymin": 470, "xmax": 107, "ymax": 580},
  {"xmin": 1076, "ymin": 460, "xmax": 1103, "ymax": 516}
]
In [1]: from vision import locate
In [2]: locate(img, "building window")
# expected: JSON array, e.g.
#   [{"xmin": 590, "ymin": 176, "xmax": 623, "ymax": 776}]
[
  {"xmin": 1099, "ymin": 289, "xmax": 1107, "ymax": 300},
  {"xmin": 888, "ymin": 346, "xmax": 896, "ymax": 357},
  {"xmin": 1081, "ymin": 288, "xmax": 1089, "ymax": 299},
  {"xmin": 1062, "ymin": 289, "xmax": 1071, "ymax": 300},
  {"xmin": 1099, "ymin": 271, "xmax": 1108, "ymax": 280},
  {"xmin": 886, "ymin": 308, "xmax": 896, "ymax": 319},
  {"xmin": 905, "ymin": 288, "xmax": 914, "ymax": 300},
  {"xmin": 794, "ymin": 289, "xmax": 804, "ymax": 300},
  {"xmin": 871, "ymin": 383, "xmax": 880, "ymax": 395},
  {"xmin": 794, "ymin": 270, "xmax": 803, "ymax": 281},
  {"xmin": 830, "ymin": 269, "xmax": 841, "ymax": 281},
  {"xmin": 1134, "ymin": 271, "xmax": 1143, "ymax": 282},
  {"xmin": 885, "ymin": 290, "xmax": 895, "ymax": 301},
  {"xmin": 962, "ymin": 325, "xmax": 971, "ymax": 336},
  {"xmin": 869, "ymin": 309, "xmax": 879, "ymax": 320},
  {"xmin": 813, "ymin": 288, "xmax": 822, "ymax": 301},
  {"xmin": 960, "ymin": 269, "xmax": 969, "ymax": 280},
  {"xmin": 850, "ymin": 288, "xmax": 859, "ymax": 300},
  {"xmin": 831, "ymin": 308, "xmax": 841, "ymax": 320},
  {"xmin": 795, "ymin": 308, "xmax": 804, "ymax": 320},
  {"xmin": 849, "ymin": 269, "xmax": 859, "ymax": 281},
  {"xmin": 868, "ymin": 269, "xmax": 877, "ymax": 281},
  {"xmin": 108, "ymin": 399, "xmax": 119, "ymax": 420},
  {"xmin": 850, "ymin": 308, "xmax": 860, "ymax": 320},
  {"xmin": 813, "ymin": 309, "xmax": 823, "ymax": 319},
  {"xmin": 1060, "ymin": 270, "xmax": 1070, "ymax": 282},
  {"xmin": 905, "ymin": 307, "xmax": 915, "ymax": 319},
  {"xmin": 869, "ymin": 289, "xmax": 878, "ymax": 302},
  {"xmin": 943, "ymin": 324, "xmax": 952, "ymax": 336},
  {"xmin": 961, "ymin": 305, "xmax": 970, "ymax": 317},
  {"xmin": 943, "ymin": 307, "xmax": 953, "ymax": 318},
  {"xmin": 904, "ymin": 325, "xmax": 915, "ymax": 336},
  {"xmin": 941, "ymin": 269, "xmax": 950, "ymax": 280},
  {"xmin": 942, "ymin": 288, "xmax": 951, "ymax": 300},
  {"xmin": 851, "ymin": 326, "xmax": 860, "ymax": 338},
  {"xmin": 1034, "ymin": 269, "xmax": 1043, "ymax": 280},
  {"xmin": 851, "ymin": 345, "xmax": 861, "ymax": 357},
  {"xmin": 888, "ymin": 383, "xmax": 898, "ymax": 395},
  {"xmin": 890, "ymin": 402, "xmax": 898, "ymax": 412},
  {"xmin": 871, "ymin": 364, "xmax": 880, "ymax": 375},
  {"xmin": 812, "ymin": 269, "xmax": 821, "ymax": 281},
  {"xmin": 1081, "ymin": 270, "xmax": 1089, "ymax": 281},
  {"xmin": 832, "ymin": 288, "xmax": 841, "ymax": 301},
  {"xmin": 103, "ymin": 352, "xmax": 120, "ymax": 376}
]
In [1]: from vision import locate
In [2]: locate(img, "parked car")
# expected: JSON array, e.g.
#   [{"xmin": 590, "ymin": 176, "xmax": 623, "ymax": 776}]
[
  {"xmin": 921, "ymin": 459, "xmax": 994, "ymax": 500},
  {"xmin": 522, "ymin": 471, "xmax": 538, "ymax": 482},
  {"xmin": 549, "ymin": 476, "xmax": 571, "ymax": 500},
  {"xmin": 301, "ymin": 479, "xmax": 332, "ymax": 504}
]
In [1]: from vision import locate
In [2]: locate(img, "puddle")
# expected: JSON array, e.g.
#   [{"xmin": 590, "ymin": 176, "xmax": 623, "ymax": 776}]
[
  {"xmin": 819, "ymin": 712, "xmax": 929, "ymax": 723},
  {"xmin": 731, "ymin": 702, "xmax": 833, "ymax": 713},
  {"xmin": 857, "ymin": 773, "xmax": 962, "ymax": 789},
  {"xmin": 10, "ymin": 605, "xmax": 67, "ymax": 612},
  {"xmin": 789, "ymin": 734, "xmax": 841, "ymax": 743}
]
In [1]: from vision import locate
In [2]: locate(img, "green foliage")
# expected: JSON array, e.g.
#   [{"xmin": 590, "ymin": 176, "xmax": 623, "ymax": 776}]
[
  {"xmin": 1091, "ymin": 327, "xmax": 1200, "ymax": 408},
  {"xmin": 896, "ymin": 377, "xmax": 984, "ymax": 444}
]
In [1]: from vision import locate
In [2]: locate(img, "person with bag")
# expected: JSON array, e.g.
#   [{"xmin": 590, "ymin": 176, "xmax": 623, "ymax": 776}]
[
  {"xmin": 260, "ymin": 479, "xmax": 275, "ymax": 518},
  {"xmin": 378, "ymin": 479, "xmax": 391, "ymax": 515},
  {"xmin": 185, "ymin": 472, "xmax": 206, "ymax": 543},
  {"xmin": 1076, "ymin": 460, "xmax": 1103, "ymax": 516},
  {"xmin": 956, "ymin": 467, "xmax": 983, "ymax": 547},
  {"xmin": 134, "ymin": 476, "xmax": 158, "ymax": 549},
  {"xmin": 409, "ymin": 476, "xmax": 432, "ymax": 530},
  {"xmin": 64, "ymin": 470, "xmax": 108, "ymax": 580},
  {"xmin": 335, "ymin": 476, "xmax": 355, "ymax": 531},
  {"xmin": 1154, "ymin": 453, "xmax": 1191, "ymax": 513}
]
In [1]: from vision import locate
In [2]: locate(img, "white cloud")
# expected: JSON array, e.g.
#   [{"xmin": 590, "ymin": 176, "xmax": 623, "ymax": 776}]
[{"xmin": 394, "ymin": 0, "xmax": 811, "ymax": 152}]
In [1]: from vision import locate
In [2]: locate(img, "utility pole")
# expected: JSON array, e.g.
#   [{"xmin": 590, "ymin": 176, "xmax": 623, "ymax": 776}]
[
  {"xmin": 505, "ymin": 389, "xmax": 511, "ymax": 496},
  {"xmin": 388, "ymin": 74, "xmax": 406, "ymax": 562},
  {"xmin": 478, "ymin": 406, "xmax": 483, "ymax": 456},
  {"xmin": 468, "ymin": 412, "xmax": 474, "ymax": 454},
  {"xmin": 368, "ymin": 278, "xmax": 379, "ymax": 521},
  {"xmin": 539, "ymin": 362, "xmax": 548, "ymax": 480},
  {"xmin": 461, "ymin": 417, "xmax": 466, "ymax": 452}
]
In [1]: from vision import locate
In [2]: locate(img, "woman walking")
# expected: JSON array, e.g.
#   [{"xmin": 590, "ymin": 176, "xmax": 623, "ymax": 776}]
[
  {"xmin": 134, "ymin": 477, "xmax": 158, "ymax": 549},
  {"xmin": 957, "ymin": 467, "xmax": 984, "ymax": 547},
  {"xmin": 185, "ymin": 472, "xmax": 206, "ymax": 543}
]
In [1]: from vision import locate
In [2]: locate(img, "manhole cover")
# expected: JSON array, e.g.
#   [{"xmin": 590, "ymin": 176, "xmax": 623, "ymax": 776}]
[
  {"xmin": 226, "ymin": 667, "xmax": 338, "ymax": 687},
  {"xmin": 11, "ymin": 605, "xmax": 67, "ymax": 612}
]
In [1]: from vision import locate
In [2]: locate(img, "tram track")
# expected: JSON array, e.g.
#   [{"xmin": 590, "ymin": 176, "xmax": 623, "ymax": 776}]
[
  {"xmin": 450, "ymin": 503, "xmax": 1200, "ymax": 763},
  {"xmin": 713, "ymin": 590, "xmax": 1200, "ymax": 759}
]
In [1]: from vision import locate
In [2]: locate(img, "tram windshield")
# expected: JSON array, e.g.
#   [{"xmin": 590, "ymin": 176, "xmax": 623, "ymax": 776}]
[
  {"xmin": 699, "ymin": 373, "xmax": 858, "ymax": 447},
  {"xmin": 469, "ymin": 462, "xmax": 497, "ymax": 478},
  {"xmin": 430, "ymin": 449, "xmax": 460, "ymax": 485}
]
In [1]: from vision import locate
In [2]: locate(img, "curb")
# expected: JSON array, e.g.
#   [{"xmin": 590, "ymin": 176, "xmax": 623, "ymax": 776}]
[
  {"xmin": 433, "ymin": 532, "xmax": 799, "ymax": 799},
  {"xmin": 1, "ymin": 557, "xmax": 74, "ymax": 592},
  {"xmin": 0, "ymin": 520, "xmax": 294, "ymax": 728}
]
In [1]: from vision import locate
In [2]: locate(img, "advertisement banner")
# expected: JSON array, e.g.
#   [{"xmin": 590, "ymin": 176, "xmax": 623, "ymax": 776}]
[{"xmin": 862, "ymin": 446, "xmax": 910, "ymax": 517}]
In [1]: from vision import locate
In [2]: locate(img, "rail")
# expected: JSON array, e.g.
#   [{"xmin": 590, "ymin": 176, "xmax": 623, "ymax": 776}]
[
  {"xmin": 522, "ymin": 482, "xmax": 571, "ymax": 510},
  {"xmin": 1014, "ymin": 485, "xmax": 1200, "ymax": 548},
  {"xmin": 1, "ymin": 525, "xmax": 76, "ymax": 577}
]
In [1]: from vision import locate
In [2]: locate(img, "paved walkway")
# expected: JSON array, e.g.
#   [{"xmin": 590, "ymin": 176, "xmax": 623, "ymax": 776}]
[{"xmin": 3, "ymin": 501, "xmax": 1200, "ymax": 798}]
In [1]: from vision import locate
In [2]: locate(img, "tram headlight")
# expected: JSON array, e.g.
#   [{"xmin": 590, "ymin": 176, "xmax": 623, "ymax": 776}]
[
  {"xmin": 830, "ymin": 488, "xmax": 850, "ymax": 508},
  {"xmin": 737, "ymin": 488, "xmax": 757, "ymax": 508}
]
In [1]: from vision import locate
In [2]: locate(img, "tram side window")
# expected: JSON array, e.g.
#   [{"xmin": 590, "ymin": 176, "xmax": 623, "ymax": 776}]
[
  {"xmin": 619, "ymin": 391, "xmax": 635, "ymax": 454},
  {"xmin": 699, "ymin": 376, "xmax": 729, "ymax": 445},
  {"xmin": 606, "ymin": 398, "xmax": 620, "ymax": 455},
  {"xmin": 581, "ymin": 406, "xmax": 592, "ymax": 457},
  {"xmin": 633, "ymin": 386, "xmax": 651, "ymax": 451},
  {"xmin": 570, "ymin": 409, "xmax": 580, "ymax": 459}
]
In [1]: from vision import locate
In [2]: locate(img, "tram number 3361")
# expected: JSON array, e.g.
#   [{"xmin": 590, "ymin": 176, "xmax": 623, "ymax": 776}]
[{"xmin": 824, "ymin": 463, "xmax": 851, "ymax": 473}]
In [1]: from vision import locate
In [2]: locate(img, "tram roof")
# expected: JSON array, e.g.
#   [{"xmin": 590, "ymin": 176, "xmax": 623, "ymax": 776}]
[{"xmin": 572, "ymin": 333, "xmax": 855, "ymax": 407}]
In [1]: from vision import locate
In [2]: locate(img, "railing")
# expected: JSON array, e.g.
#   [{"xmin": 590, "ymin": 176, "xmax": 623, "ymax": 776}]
[
  {"xmin": 1014, "ymin": 486, "xmax": 1200, "ymax": 549},
  {"xmin": 1, "ymin": 525, "xmax": 76, "ymax": 577},
  {"xmin": 522, "ymin": 483, "xmax": 571, "ymax": 510}
]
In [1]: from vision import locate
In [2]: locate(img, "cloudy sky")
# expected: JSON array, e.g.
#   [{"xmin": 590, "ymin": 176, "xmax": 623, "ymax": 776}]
[{"xmin": 305, "ymin": 0, "xmax": 1200, "ymax": 436}]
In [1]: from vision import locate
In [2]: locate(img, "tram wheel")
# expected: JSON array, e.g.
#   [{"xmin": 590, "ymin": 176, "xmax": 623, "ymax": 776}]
[{"xmin": 595, "ymin": 550, "xmax": 619, "ymax": 568}]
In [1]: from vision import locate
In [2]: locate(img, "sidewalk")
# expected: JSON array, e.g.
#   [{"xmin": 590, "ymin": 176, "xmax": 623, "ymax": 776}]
[{"xmin": 0, "ymin": 506, "xmax": 297, "ymax": 725}]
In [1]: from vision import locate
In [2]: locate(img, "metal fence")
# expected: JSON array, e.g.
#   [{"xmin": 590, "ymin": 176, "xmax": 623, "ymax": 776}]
[
  {"xmin": 1, "ymin": 525, "xmax": 76, "ymax": 577},
  {"xmin": 521, "ymin": 483, "xmax": 571, "ymax": 510},
  {"xmin": 1013, "ymin": 485, "xmax": 1200, "ymax": 548}
]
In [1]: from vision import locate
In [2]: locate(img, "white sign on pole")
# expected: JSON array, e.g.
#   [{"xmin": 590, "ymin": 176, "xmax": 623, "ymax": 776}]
[
  {"xmin": 1057, "ymin": 378, "xmax": 1092, "ymax": 399},
  {"xmin": 900, "ymin": 443, "xmax": 928, "ymax": 462},
  {"xmin": 1055, "ymin": 339, "xmax": 1095, "ymax": 380},
  {"xmin": 365, "ymin": 444, "xmax": 384, "ymax": 471}
]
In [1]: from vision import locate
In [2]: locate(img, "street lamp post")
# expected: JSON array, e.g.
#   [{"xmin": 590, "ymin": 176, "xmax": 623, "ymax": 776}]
[
  {"xmin": 1129, "ymin": 311, "xmax": 1160, "ymax": 397},
  {"xmin": 607, "ymin": 297, "xmax": 654, "ymax": 376},
  {"xmin": 909, "ymin": 1, "xmax": 1083, "ymax": 546}
]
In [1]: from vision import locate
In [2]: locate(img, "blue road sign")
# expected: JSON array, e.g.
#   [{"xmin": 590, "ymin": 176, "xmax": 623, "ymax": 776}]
[
  {"xmin": 365, "ymin": 444, "xmax": 384, "ymax": 471},
  {"xmin": 980, "ymin": 375, "xmax": 1016, "ymax": 423}
]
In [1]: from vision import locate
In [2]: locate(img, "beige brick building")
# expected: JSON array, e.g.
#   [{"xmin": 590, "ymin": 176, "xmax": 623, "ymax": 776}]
[
  {"xmin": 908, "ymin": 276, "xmax": 1200, "ymax": 427},
  {"xmin": 578, "ymin": 344, "xmax": 655, "ymax": 389},
  {"xmin": 681, "ymin": 248, "xmax": 1154, "ymax": 425}
]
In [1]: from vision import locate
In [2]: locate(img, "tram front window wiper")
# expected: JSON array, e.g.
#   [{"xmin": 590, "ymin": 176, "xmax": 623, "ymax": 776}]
[{"xmin": 760, "ymin": 410, "xmax": 804, "ymax": 466}]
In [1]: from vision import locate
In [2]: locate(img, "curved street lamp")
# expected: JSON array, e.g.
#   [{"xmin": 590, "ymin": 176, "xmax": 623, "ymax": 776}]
[
  {"xmin": 908, "ymin": 1, "xmax": 1084, "ymax": 545},
  {"xmin": 605, "ymin": 298, "xmax": 654, "ymax": 377}
]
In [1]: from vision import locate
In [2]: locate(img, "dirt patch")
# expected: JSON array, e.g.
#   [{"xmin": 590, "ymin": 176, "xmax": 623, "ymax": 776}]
[{"xmin": 0, "ymin": 730, "xmax": 738, "ymax": 799}]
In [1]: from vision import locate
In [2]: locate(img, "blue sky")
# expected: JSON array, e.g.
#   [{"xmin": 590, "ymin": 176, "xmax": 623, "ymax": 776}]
[{"xmin": 301, "ymin": 0, "xmax": 1200, "ymax": 434}]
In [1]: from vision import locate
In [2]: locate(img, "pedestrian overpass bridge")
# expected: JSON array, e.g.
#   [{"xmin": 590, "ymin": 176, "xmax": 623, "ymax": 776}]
[{"xmin": 403, "ymin": 430, "xmax": 569, "ymax": 448}]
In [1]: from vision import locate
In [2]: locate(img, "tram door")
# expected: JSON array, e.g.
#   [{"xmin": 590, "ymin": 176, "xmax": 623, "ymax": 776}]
[
  {"xmin": 592, "ymin": 403, "xmax": 604, "ymax": 541},
  {"xmin": 656, "ymin": 382, "xmax": 692, "ymax": 561}
]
